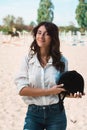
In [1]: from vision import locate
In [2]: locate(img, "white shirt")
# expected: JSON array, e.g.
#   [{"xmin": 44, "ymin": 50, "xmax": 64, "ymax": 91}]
[{"xmin": 15, "ymin": 53, "xmax": 68, "ymax": 106}]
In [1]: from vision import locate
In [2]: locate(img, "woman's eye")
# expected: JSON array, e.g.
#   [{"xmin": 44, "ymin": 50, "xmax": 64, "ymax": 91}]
[
  {"xmin": 37, "ymin": 31, "xmax": 41, "ymax": 34},
  {"xmin": 37, "ymin": 31, "xmax": 49, "ymax": 36}
]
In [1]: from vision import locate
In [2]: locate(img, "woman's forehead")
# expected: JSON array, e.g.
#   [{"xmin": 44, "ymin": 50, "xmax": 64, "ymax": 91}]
[{"xmin": 37, "ymin": 26, "xmax": 48, "ymax": 33}]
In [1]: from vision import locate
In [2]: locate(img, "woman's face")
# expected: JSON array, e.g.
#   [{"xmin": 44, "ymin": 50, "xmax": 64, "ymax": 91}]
[{"xmin": 36, "ymin": 25, "xmax": 51, "ymax": 48}]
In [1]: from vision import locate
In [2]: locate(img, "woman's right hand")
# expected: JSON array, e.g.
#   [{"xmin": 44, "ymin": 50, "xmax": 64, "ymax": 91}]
[{"xmin": 48, "ymin": 84, "xmax": 66, "ymax": 95}]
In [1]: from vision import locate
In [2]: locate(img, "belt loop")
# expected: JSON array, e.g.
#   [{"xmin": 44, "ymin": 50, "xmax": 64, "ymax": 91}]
[
  {"xmin": 48, "ymin": 105, "xmax": 51, "ymax": 111},
  {"xmin": 36, "ymin": 105, "xmax": 39, "ymax": 112}
]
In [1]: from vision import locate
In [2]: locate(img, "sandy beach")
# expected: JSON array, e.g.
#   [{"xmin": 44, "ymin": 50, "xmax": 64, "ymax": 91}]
[{"xmin": 0, "ymin": 35, "xmax": 87, "ymax": 130}]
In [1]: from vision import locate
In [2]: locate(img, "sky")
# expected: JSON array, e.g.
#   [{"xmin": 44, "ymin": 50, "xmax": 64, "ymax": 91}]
[{"xmin": 0, "ymin": 0, "xmax": 79, "ymax": 26}]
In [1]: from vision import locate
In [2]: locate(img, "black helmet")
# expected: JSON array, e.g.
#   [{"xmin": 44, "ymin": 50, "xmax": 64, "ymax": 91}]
[{"xmin": 57, "ymin": 70, "xmax": 84, "ymax": 95}]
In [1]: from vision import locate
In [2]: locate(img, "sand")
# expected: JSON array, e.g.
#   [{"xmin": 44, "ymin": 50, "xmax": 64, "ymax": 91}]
[{"xmin": 0, "ymin": 35, "xmax": 87, "ymax": 130}]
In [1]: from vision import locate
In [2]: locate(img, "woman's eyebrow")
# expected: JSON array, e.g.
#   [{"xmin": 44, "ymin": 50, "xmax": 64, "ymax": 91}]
[
  {"xmin": 37, "ymin": 29, "xmax": 48, "ymax": 33},
  {"xmin": 37, "ymin": 30, "xmax": 41, "ymax": 32}
]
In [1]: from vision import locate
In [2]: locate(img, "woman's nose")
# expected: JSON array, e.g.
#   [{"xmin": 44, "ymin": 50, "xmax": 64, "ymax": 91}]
[{"xmin": 40, "ymin": 33, "xmax": 45, "ymax": 38}]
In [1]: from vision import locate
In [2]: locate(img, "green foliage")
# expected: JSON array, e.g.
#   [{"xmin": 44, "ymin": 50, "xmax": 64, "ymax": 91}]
[
  {"xmin": 75, "ymin": 1, "xmax": 87, "ymax": 28},
  {"xmin": 2, "ymin": 15, "xmax": 35, "ymax": 32},
  {"xmin": 0, "ymin": 26, "xmax": 10, "ymax": 34},
  {"xmin": 29, "ymin": 21, "xmax": 36, "ymax": 27},
  {"xmin": 3, "ymin": 15, "xmax": 24, "ymax": 30},
  {"xmin": 3, "ymin": 15, "xmax": 16, "ymax": 28},
  {"xmin": 16, "ymin": 17, "xmax": 24, "ymax": 25},
  {"xmin": 37, "ymin": 0, "xmax": 54, "ymax": 23},
  {"xmin": 79, "ymin": 0, "xmax": 85, "ymax": 2}
]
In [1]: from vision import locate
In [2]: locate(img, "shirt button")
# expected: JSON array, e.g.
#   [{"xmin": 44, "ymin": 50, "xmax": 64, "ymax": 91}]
[{"xmin": 43, "ymin": 107, "xmax": 45, "ymax": 109}]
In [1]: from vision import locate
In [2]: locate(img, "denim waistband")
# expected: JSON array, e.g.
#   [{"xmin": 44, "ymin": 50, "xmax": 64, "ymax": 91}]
[{"xmin": 28, "ymin": 102, "xmax": 64, "ymax": 111}]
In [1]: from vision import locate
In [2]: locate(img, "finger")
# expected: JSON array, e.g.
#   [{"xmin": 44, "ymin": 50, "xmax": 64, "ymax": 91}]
[
  {"xmin": 74, "ymin": 92, "xmax": 82, "ymax": 98},
  {"xmin": 57, "ymin": 83, "xmax": 64, "ymax": 88},
  {"xmin": 61, "ymin": 88, "xmax": 66, "ymax": 91},
  {"xmin": 74, "ymin": 93, "xmax": 77, "ymax": 98},
  {"xmin": 79, "ymin": 92, "xmax": 82, "ymax": 98},
  {"xmin": 77, "ymin": 91, "xmax": 80, "ymax": 96},
  {"xmin": 70, "ymin": 93, "xmax": 74, "ymax": 97},
  {"xmin": 56, "ymin": 86, "xmax": 66, "ymax": 92},
  {"xmin": 57, "ymin": 87, "xmax": 65, "ymax": 91},
  {"xmin": 77, "ymin": 91, "xmax": 82, "ymax": 98}
]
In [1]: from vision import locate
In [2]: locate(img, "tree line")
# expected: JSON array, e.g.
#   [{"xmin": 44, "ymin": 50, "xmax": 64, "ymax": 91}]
[{"xmin": 0, "ymin": 0, "xmax": 87, "ymax": 34}]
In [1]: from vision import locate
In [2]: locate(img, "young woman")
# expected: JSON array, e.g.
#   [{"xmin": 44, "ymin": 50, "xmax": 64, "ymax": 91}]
[{"xmin": 15, "ymin": 21, "xmax": 83, "ymax": 130}]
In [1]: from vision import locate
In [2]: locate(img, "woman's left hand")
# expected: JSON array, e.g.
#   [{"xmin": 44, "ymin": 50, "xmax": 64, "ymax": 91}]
[{"xmin": 69, "ymin": 92, "xmax": 85, "ymax": 98}]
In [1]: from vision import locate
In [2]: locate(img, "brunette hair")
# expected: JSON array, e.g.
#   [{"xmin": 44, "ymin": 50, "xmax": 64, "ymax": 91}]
[{"xmin": 30, "ymin": 21, "xmax": 65, "ymax": 72}]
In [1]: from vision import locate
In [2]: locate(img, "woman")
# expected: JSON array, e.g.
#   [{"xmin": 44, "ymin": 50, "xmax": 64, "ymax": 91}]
[{"xmin": 15, "ymin": 21, "xmax": 82, "ymax": 130}]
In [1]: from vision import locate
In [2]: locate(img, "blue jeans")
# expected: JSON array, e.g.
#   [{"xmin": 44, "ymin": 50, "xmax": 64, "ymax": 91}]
[{"xmin": 23, "ymin": 103, "xmax": 67, "ymax": 130}]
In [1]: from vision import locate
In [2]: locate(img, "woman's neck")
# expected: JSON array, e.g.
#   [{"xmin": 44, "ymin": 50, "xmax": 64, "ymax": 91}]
[
  {"xmin": 39, "ymin": 48, "xmax": 50, "ymax": 67},
  {"xmin": 40, "ymin": 48, "xmax": 50, "ymax": 58}
]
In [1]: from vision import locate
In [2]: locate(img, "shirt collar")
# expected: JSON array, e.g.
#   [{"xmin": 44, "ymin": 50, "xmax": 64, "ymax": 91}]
[
  {"xmin": 47, "ymin": 57, "xmax": 52, "ymax": 65},
  {"xmin": 29, "ymin": 54, "xmax": 53, "ymax": 66}
]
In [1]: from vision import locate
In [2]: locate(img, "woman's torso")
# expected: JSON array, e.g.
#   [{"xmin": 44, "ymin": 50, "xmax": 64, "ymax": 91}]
[{"xmin": 20, "ymin": 54, "xmax": 68, "ymax": 105}]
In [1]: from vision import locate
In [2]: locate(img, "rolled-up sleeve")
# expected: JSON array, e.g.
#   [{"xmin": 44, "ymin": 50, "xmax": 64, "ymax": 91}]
[{"xmin": 14, "ymin": 55, "xmax": 29, "ymax": 93}]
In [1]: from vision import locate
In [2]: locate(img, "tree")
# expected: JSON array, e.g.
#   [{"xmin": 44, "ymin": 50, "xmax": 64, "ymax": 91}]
[
  {"xmin": 29, "ymin": 21, "xmax": 36, "ymax": 27},
  {"xmin": 79, "ymin": 0, "xmax": 84, "ymax": 2},
  {"xmin": 3, "ymin": 15, "xmax": 15, "ymax": 29},
  {"xmin": 75, "ymin": 0, "xmax": 87, "ymax": 28},
  {"xmin": 37, "ymin": 0, "xmax": 54, "ymax": 23},
  {"xmin": 16, "ymin": 17, "xmax": 24, "ymax": 25},
  {"xmin": 79, "ymin": 0, "xmax": 87, "ymax": 3}
]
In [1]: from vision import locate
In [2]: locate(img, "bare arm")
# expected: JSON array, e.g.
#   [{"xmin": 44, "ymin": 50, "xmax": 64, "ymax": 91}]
[{"xmin": 19, "ymin": 84, "xmax": 65, "ymax": 97}]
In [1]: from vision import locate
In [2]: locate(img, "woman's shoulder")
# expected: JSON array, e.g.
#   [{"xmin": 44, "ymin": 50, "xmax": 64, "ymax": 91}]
[
  {"xmin": 61, "ymin": 55, "xmax": 68, "ymax": 63},
  {"xmin": 61, "ymin": 55, "xmax": 68, "ymax": 71},
  {"xmin": 23, "ymin": 52, "xmax": 36, "ymax": 64}
]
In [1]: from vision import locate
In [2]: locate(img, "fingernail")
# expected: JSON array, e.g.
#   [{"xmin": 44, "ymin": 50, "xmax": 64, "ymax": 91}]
[
  {"xmin": 77, "ymin": 91, "xmax": 79, "ymax": 95},
  {"xmin": 61, "ymin": 84, "xmax": 64, "ymax": 86}
]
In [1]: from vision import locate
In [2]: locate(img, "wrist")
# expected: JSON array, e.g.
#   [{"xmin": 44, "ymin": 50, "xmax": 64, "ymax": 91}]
[{"xmin": 44, "ymin": 88, "xmax": 52, "ymax": 96}]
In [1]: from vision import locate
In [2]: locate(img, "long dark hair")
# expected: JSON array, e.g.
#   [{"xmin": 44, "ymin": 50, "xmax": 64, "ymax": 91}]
[{"xmin": 30, "ymin": 21, "xmax": 65, "ymax": 72}]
